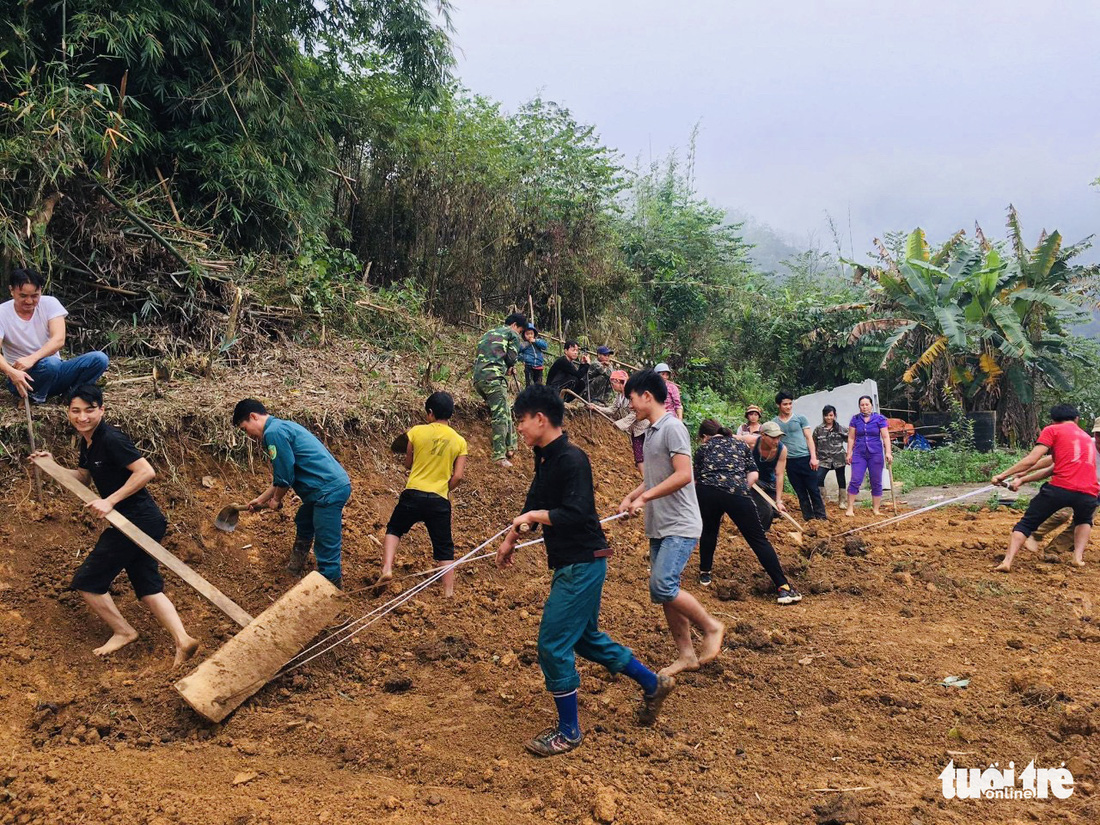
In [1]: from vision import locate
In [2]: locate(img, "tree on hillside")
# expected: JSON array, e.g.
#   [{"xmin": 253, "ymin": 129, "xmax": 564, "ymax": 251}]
[{"xmin": 843, "ymin": 211, "xmax": 1098, "ymax": 442}]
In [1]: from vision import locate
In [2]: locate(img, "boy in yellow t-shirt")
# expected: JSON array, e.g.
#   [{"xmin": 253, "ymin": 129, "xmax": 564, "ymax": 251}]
[{"xmin": 376, "ymin": 392, "xmax": 468, "ymax": 596}]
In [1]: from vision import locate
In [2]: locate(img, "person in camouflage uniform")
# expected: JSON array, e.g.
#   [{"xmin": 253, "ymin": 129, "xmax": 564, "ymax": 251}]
[
  {"xmin": 473, "ymin": 312, "xmax": 527, "ymax": 467},
  {"xmin": 585, "ymin": 346, "xmax": 616, "ymax": 405}
]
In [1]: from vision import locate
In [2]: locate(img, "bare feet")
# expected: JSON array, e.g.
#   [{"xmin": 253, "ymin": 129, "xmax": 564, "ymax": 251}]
[
  {"xmin": 1024, "ymin": 536, "xmax": 1040, "ymax": 554},
  {"xmin": 872, "ymin": 510, "xmax": 881, "ymax": 516},
  {"xmin": 698, "ymin": 622, "xmax": 725, "ymax": 665},
  {"xmin": 1071, "ymin": 558, "xmax": 1086, "ymax": 568},
  {"xmin": 993, "ymin": 561, "xmax": 1012, "ymax": 573},
  {"xmin": 845, "ymin": 510, "xmax": 855, "ymax": 518},
  {"xmin": 659, "ymin": 654, "xmax": 699, "ymax": 678},
  {"xmin": 174, "ymin": 636, "xmax": 200, "ymax": 667},
  {"xmin": 372, "ymin": 571, "xmax": 392, "ymax": 594},
  {"xmin": 93, "ymin": 631, "xmax": 139, "ymax": 657},
  {"xmin": 496, "ymin": 458, "xmax": 513, "ymax": 468}
]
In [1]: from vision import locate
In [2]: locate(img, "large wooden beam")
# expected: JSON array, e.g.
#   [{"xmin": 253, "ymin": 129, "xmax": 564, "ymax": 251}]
[
  {"xmin": 175, "ymin": 572, "xmax": 344, "ymax": 722},
  {"xmin": 32, "ymin": 455, "xmax": 253, "ymax": 628}
]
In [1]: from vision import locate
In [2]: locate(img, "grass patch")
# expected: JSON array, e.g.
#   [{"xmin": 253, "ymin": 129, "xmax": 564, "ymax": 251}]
[{"xmin": 891, "ymin": 447, "xmax": 1027, "ymax": 489}]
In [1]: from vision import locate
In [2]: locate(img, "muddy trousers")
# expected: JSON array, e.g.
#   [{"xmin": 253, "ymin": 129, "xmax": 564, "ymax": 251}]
[
  {"xmin": 473, "ymin": 376, "xmax": 516, "ymax": 461},
  {"xmin": 294, "ymin": 483, "xmax": 351, "ymax": 586},
  {"xmin": 697, "ymin": 484, "xmax": 788, "ymax": 588},
  {"xmin": 538, "ymin": 559, "xmax": 633, "ymax": 693}
]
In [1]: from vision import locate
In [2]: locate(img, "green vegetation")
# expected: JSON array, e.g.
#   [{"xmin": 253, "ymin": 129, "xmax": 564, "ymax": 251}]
[
  {"xmin": 891, "ymin": 447, "xmax": 1025, "ymax": 489},
  {"xmin": 4, "ymin": 1, "xmax": 1100, "ymax": 461}
]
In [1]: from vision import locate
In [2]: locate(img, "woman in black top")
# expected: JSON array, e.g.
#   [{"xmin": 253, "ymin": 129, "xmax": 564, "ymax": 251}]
[{"xmin": 694, "ymin": 420, "xmax": 801, "ymax": 605}]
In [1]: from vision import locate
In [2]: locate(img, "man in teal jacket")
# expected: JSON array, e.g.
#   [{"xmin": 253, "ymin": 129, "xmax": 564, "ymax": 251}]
[{"xmin": 233, "ymin": 398, "xmax": 351, "ymax": 588}]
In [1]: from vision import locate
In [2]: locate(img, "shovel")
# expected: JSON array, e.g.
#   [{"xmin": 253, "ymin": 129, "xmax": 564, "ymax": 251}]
[
  {"xmin": 751, "ymin": 483, "xmax": 804, "ymax": 546},
  {"xmin": 32, "ymin": 455, "xmax": 344, "ymax": 723},
  {"xmin": 215, "ymin": 502, "xmax": 258, "ymax": 533}
]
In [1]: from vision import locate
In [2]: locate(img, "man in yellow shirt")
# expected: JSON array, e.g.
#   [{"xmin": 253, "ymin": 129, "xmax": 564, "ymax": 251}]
[{"xmin": 376, "ymin": 392, "xmax": 468, "ymax": 596}]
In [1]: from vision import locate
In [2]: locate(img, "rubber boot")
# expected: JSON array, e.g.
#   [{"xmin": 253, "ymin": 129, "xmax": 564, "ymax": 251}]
[{"xmin": 286, "ymin": 538, "xmax": 312, "ymax": 576}]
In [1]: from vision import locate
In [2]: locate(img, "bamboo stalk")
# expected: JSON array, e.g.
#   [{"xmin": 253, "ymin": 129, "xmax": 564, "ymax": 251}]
[{"xmin": 154, "ymin": 167, "xmax": 183, "ymax": 225}]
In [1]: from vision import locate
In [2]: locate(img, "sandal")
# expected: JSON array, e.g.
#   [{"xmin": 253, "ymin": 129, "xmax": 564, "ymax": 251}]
[
  {"xmin": 636, "ymin": 674, "xmax": 675, "ymax": 727},
  {"xmin": 524, "ymin": 726, "xmax": 582, "ymax": 757}
]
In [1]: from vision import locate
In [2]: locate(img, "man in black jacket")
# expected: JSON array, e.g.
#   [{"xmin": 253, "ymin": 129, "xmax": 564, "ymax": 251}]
[
  {"xmin": 546, "ymin": 340, "xmax": 590, "ymax": 397},
  {"xmin": 497, "ymin": 384, "xmax": 673, "ymax": 757}
]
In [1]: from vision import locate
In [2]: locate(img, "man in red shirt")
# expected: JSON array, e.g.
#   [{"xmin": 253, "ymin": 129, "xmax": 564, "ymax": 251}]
[{"xmin": 992, "ymin": 405, "xmax": 1099, "ymax": 572}]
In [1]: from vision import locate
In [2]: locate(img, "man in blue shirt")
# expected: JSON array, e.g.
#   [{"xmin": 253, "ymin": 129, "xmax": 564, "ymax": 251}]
[
  {"xmin": 773, "ymin": 391, "xmax": 827, "ymax": 521},
  {"xmin": 233, "ymin": 399, "xmax": 351, "ymax": 588}
]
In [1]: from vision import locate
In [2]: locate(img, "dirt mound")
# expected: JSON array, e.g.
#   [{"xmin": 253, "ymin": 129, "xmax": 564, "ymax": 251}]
[{"xmin": 1, "ymin": 403, "xmax": 1098, "ymax": 824}]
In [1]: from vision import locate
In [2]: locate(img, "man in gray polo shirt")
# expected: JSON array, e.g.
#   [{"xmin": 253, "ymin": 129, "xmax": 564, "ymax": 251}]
[{"xmin": 618, "ymin": 369, "xmax": 725, "ymax": 678}]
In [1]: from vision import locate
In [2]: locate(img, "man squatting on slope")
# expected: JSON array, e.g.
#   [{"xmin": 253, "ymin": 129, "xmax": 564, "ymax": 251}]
[
  {"xmin": 32, "ymin": 385, "xmax": 199, "ymax": 665},
  {"xmin": 497, "ymin": 384, "xmax": 674, "ymax": 757}
]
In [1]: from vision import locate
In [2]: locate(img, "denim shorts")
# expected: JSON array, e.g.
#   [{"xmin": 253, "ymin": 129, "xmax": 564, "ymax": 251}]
[{"xmin": 648, "ymin": 535, "xmax": 698, "ymax": 603}]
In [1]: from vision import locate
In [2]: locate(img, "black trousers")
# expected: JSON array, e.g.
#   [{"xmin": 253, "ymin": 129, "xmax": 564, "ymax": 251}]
[
  {"xmin": 1014, "ymin": 483, "xmax": 1098, "ymax": 537},
  {"xmin": 816, "ymin": 465, "xmax": 847, "ymax": 492},
  {"xmin": 697, "ymin": 484, "xmax": 788, "ymax": 588},
  {"xmin": 787, "ymin": 455, "xmax": 827, "ymax": 520},
  {"xmin": 524, "ymin": 365, "xmax": 543, "ymax": 386},
  {"xmin": 752, "ymin": 484, "xmax": 776, "ymax": 532}
]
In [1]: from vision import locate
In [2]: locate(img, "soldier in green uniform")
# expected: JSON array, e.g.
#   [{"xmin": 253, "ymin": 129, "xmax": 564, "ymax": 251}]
[{"xmin": 473, "ymin": 312, "xmax": 527, "ymax": 467}]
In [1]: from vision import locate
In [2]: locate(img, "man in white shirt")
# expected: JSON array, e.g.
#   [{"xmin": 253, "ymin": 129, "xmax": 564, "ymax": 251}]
[{"xmin": 1, "ymin": 268, "xmax": 109, "ymax": 403}]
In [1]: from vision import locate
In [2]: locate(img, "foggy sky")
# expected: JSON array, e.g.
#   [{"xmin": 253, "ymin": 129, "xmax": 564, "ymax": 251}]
[{"xmin": 448, "ymin": 0, "xmax": 1100, "ymax": 263}]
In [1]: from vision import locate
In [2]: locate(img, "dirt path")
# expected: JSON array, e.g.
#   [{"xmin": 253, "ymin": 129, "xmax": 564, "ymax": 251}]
[{"xmin": 1, "ymin": 411, "xmax": 1097, "ymax": 824}]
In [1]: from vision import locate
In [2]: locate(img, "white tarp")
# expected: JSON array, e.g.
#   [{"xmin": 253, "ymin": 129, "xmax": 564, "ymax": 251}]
[{"xmin": 791, "ymin": 379, "xmax": 891, "ymax": 492}]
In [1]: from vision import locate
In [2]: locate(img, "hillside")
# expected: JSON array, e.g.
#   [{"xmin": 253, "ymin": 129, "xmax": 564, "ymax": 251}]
[{"xmin": 0, "ymin": 348, "xmax": 1098, "ymax": 824}]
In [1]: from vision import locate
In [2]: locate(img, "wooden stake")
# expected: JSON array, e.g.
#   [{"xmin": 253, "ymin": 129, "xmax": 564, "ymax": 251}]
[
  {"xmin": 23, "ymin": 395, "xmax": 43, "ymax": 501},
  {"xmin": 888, "ymin": 463, "xmax": 898, "ymax": 515}
]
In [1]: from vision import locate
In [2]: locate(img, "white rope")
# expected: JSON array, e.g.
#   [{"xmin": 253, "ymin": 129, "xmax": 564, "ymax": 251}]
[
  {"xmin": 400, "ymin": 511, "xmax": 631, "ymax": 580},
  {"xmin": 279, "ymin": 511, "xmax": 631, "ymax": 675},
  {"xmin": 279, "ymin": 525, "xmax": 512, "ymax": 674},
  {"xmin": 830, "ymin": 484, "xmax": 1000, "ymax": 539}
]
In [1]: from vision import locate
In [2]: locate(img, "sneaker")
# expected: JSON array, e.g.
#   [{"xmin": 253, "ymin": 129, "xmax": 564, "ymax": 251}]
[
  {"xmin": 636, "ymin": 674, "xmax": 675, "ymax": 727},
  {"xmin": 524, "ymin": 726, "xmax": 583, "ymax": 757},
  {"xmin": 776, "ymin": 585, "xmax": 803, "ymax": 605},
  {"xmin": 698, "ymin": 570, "xmax": 713, "ymax": 586}
]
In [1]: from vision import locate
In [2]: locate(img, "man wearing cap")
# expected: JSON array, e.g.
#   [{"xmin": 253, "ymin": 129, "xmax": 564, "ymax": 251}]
[
  {"xmin": 992, "ymin": 404, "xmax": 1099, "ymax": 572},
  {"xmin": 586, "ymin": 346, "xmax": 616, "ymax": 404},
  {"xmin": 737, "ymin": 405, "xmax": 764, "ymax": 445},
  {"xmin": 655, "ymin": 363, "xmax": 683, "ymax": 421},
  {"xmin": 1004, "ymin": 414, "xmax": 1100, "ymax": 563}
]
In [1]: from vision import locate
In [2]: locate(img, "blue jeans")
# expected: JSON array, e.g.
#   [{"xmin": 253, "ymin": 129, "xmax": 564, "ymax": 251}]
[
  {"xmin": 648, "ymin": 536, "xmax": 697, "ymax": 603},
  {"xmin": 294, "ymin": 483, "xmax": 351, "ymax": 585},
  {"xmin": 7, "ymin": 352, "xmax": 109, "ymax": 403},
  {"xmin": 538, "ymin": 559, "xmax": 634, "ymax": 693}
]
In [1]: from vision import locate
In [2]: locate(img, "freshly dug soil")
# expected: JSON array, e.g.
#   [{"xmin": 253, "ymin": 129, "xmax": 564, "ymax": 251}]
[{"xmin": 1, "ymin": 407, "xmax": 1098, "ymax": 824}]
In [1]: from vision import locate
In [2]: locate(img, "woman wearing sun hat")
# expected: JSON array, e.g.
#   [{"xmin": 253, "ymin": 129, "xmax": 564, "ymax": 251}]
[
  {"xmin": 736, "ymin": 404, "xmax": 764, "ymax": 445},
  {"xmin": 593, "ymin": 369, "xmax": 648, "ymax": 477}
]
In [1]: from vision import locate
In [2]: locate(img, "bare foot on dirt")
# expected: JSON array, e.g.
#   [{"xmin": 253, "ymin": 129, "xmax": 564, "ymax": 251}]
[
  {"xmin": 496, "ymin": 459, "xmax": 513, "ymax": 468},
  {"xmin": 1071, "ymin": 559, "xmax": 1086, "ymax": 568},
  {"xmin": 698, "ymin": 622, "xmax": 725, "ymax": 665},
  {"xmin": 1024, "ymin": 537, "xmax": 1040, "ymax": 553},
  {"xmin": 993, "ymin": 561, "xmax": 1012, "ymax": 573},
  {"xmin": 845, "ymin": 510, "xmax": 854, "ymax": 518},
  {"xmin": 174, "ymin": 636, "xmax": 200, "ymax": 667},
  {"xmin": 872, "ymin": 510, "xmax": 881, "ymax": 516},
  {"xmin": 94, "ymin": 631, "xmax": 139, "ymax": 657},
  {"xmin": 372, "ymin": 572, "xmax": 392, "ymax": 594},
  {"xmin": 659, "ymin": 654, "xmax": 699, "ymax": 678}
]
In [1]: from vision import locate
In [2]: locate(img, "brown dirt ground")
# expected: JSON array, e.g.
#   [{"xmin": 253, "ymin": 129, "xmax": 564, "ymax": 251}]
[{"xmin": 2, "ymin": 386, "xmax": 1099, "ymax": 824}]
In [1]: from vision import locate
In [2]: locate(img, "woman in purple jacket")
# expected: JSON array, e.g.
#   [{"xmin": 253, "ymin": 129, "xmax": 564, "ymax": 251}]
[{"xmin": 845, "ymin": 395, "xmax": 893, "ymax": 516}]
